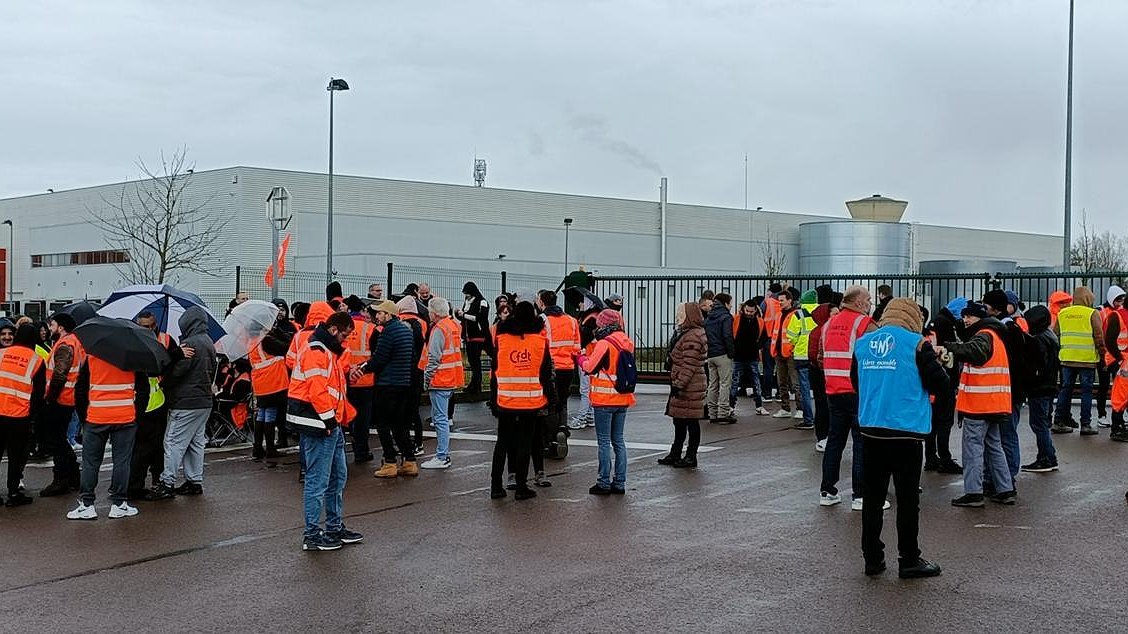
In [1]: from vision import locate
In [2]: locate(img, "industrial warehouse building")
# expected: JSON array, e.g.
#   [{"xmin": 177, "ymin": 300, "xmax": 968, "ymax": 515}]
[{"xmin": 0, "ymin": 166, "xmax": 1063, "ymax": 319}]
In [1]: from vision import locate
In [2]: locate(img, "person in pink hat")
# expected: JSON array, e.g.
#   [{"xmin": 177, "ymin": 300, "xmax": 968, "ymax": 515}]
[{"xmin": 580, "ymin": 309, "xmax": 636, "ymax": 495}]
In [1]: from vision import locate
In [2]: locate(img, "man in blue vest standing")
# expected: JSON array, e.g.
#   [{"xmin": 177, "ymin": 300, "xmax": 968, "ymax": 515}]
[{"xmin": 854, "ymin": 298, "xmax": 949, "ymax": 579}]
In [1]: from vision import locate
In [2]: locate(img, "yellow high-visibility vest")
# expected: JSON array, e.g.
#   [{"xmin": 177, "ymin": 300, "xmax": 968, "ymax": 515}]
[
  {"xmin": 1058, "ymin": 305, "xmax": 1098, "ymax": 364},
  {"xmin": 145, "ymin": 377, "xmax": 165, "ymax": 412}
]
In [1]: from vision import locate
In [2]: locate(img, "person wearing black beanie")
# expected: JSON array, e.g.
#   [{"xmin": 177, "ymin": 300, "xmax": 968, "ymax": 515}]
[{"xmin": 0, "ymin": 324, "xmax": 47, "ymax": 505}]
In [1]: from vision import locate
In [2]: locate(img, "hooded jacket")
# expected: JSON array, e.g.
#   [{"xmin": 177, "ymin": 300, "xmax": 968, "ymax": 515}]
[
  {"xmin": 459, "ymin": 282, "xmax": 491, "ymax": 342},
  {"xmin": 164, "ymin": 307, "xmax": 219, "ymax": 410},
  {"xmin": 1023, "ymin": 305, "xmax": 1061, "ymax": 398},
  {"xmin": 666, "ymin": 303, "xmax": 708, "ymax": 419},
  {"xmin": 704, "ymin": 303, "xmax": 735, "ymax": 358},
  {"xmin": 1052, "ymin": 286, "xmax": 1106, "ymax": 368}
]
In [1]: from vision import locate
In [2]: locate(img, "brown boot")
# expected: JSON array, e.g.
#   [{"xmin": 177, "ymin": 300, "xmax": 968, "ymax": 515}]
[
  {"xmin": 374, "ymin": 462, "xmax": 399, "ymax": 479},
  {"xmin": 397, "ymin": 461, "xmax": 419, "ymax": 477}
]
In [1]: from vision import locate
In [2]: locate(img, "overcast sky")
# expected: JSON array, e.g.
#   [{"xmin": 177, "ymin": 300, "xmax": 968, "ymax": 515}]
[{"xmin": 2, "ymin": 0, "xmax": 1125, "ymax": 236}]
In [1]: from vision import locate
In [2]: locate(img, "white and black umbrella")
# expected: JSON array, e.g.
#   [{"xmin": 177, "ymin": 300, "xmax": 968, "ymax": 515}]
[{"xmin": 99, "ymin": 284, "xmax": 225, "ymax": 341}]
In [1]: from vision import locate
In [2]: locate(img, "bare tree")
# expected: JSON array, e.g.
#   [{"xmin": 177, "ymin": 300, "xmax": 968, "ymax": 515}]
[
  {"xmin": 89, "ymin": 148, "xmax": 227, "ymax": 284},
  {"xmin": 760, "ymin": 226, "xmax": 788, "ymax": 278},
  {"xmin": 1070, "ymin": 210, "xmax": 1127, "ymax": 272}
]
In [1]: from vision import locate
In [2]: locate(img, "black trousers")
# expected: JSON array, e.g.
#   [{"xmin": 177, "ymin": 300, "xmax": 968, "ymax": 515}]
[
  {"xmin": 809, "ymin": 366, "xmax": 829, "ymax": 441},
  {"xmin": 1098, "ymin": 361, "xmax": 1112, "ymax": 418},
  {"xmin": 0, "ymin": 420, "xmax": 32, "ymax": 494},
  {"xmin": 347, "ymin": 387, "xmax": 373, "ymax": 458},
  {"xmin": 925, "ymin": 386, "xmax": 957, "ymax": 463},
  {"xmin": 374, "ymin": 386, "xmax": 415, "ymax": 463},
  {"xmin": 409, "ymin": 372, "xmax": 425, "ymax": 445},
  {"xmin": 493, "ymin": 410, "xmax": 535, "ymax": 491},
  {"xmin": 41, "ymin": 403, "xmax": 79, "ymax": 484},
  {"xmin": 671, "ymin": 418, "xmax": 700, "ymax": 458},
  {"xmin": 553, "ymin": 369, "xmax": 575, "ymax": 430},
  {"xmin": 128, "ymin": 407, "xmax": 167, "ymax": 491},
  {"xmin": 466, "ymin": 340, "xmax": 486, "ymax": 393},
  {"xmin": 862, "ymin": 437, "xmax": 923, "ymax": 566}
]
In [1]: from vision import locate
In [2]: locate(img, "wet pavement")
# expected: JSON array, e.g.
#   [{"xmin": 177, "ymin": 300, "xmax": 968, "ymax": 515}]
[{"xmin": 2, "ymin": 386, "xmax": 1127, "ymax": 632}]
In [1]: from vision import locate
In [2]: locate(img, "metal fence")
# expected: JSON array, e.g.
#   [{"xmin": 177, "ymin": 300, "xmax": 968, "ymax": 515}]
[{"xmin": 594, "ymin": 271, "xmax": 1128, "ymax": 375}]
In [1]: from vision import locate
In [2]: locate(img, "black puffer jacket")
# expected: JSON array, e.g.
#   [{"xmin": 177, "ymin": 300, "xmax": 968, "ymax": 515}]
[
  {"xmin": 164, "ymin": 308, "xmax": 218, "ymax": 410},
  {"xmin": 365, "ymin": 317, "xmax": 414, "ymax": 388},
  {"xmin": 704, "ymin": 304, "xmax": 735, "ymax": 358},
  {"xmin": 1023, "ymin": 306, "xmax": 1061, "ymax": 398}
]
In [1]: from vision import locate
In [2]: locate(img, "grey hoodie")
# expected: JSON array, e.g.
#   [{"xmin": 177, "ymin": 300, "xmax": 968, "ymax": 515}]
[{"xmin": 164, "ymin": 307, "xmax": 218, "ymax": 410}]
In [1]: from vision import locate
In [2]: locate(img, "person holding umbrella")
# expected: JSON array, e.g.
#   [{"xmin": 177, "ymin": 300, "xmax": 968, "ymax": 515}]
[
  {"xmin": 128, "ymin": 311, "xmax": 177, "ymax": 500},
  {"xmin": 68, "ymin": 317, "xmax": 166, "ymax": 520},
  {"xmin": 39, "ymin": 313, "xmax": 85, "ymax": 498},
  {"xmin": 0, "ymin": 325, "xmax": 48, "ymax": 506}
]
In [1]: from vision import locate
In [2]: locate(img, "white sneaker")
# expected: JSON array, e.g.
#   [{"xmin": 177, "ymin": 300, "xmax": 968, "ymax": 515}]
[
  {"xmin": 1096, "ymin": 416, "xmax": 1111, "ymax": 428},
  {"xmin": 108, "ymin": 502, "xmax": 139, "ymax": 519},
  {"xmin": 567, "ymin": 419, "xmax": 586, "ymax": 430},
  {"xmin": 815, "ymin": 439, "xmax": 827, "ymax": 452},
  {"xmin": 67, "ymin": 502, "xmax": 98, "ymax": 520},
  {"xmin": 771, "ymin": 409, "xmax": 792, "ymax": 419},
  {"xmin": 744, "ymin": 388, "xmax": 755, "ymax": 397},
  {"xmin": 820, "ymin": 492, "xmax": 841, "ymax": 506},
  {"xmin": 792, "ymin": 410, "xmax": 804, "ymax": 420},
  {"xmin": 420, "ymin": 456, "xmax": 451, "ymax": 470},
  {"xmin": 851, "ymin": 498, "xmax": 892, "ymax": 511},
  {"xmin": 755, "ymin": 407, "xmax": 770, "ymax": 416}
]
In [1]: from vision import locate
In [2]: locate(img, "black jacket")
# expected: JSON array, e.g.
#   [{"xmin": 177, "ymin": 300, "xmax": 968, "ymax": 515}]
[
  {"xmin": 733, "ymin": 314, "xmax": 762, "ymax": 362},
  {"xmin": 365, "ymin": 318, "xmax": 414, "ymax": 388},
  {"xmin": 872, "ymin": 296, "xmax": 893, "ymax": 322},
  {"xmin": 459, "ymin": 285, "xmax": 491, "ymax": 343},
  {"xmin": 163, "ymin": 308, "xmax": 218, "ymax": 410},
  {"xmin": 1023, "ymin": 306, "xmax": 1061, "ymax": 398},
  {"xmin": 704, "ymin": 304, "xmax": 735, "ymax": 358}
]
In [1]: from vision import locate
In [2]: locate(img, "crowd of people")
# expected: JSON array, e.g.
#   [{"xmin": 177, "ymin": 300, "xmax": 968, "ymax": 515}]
[{"xmin": 3, "ymin": 274, "xmax": 1125, "ymax": 569}]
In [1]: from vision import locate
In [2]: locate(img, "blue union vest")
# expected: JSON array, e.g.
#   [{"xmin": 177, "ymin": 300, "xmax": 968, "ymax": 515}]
[{"xmin": 855, "ymin": 326, "xmax": 932, "ymax": 436}]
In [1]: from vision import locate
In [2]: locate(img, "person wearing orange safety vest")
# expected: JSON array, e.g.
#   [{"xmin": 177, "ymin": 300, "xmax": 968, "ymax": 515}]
[
  {"xmin": 343, "ymin": 308, "xmax": 378, "ymax": 465},
  {"xmin": 489, "ymin": 294, "xmax": 555, "ymax": 500},
  {"xmin": 0, "ymin": 324, "xmax": 47, "ymax": 506},
  {"xmin": 249, "ymin": 310, "xmax": 294, "ymax": 462},
  {"xmin": 288, "ymin": 312, "xmax": 362, "ymax": 551},
  {"xmin": 420, "ymin": 297, "xmax": 464, "ymax": 470},
  {"xmin": 573, "ymin": 305, "xmax": 601, "ymax": 429},
  {"xmin": 70, "ymin": 333, "xmax": 150, "ymax": 520},
  {"xmin": 396, "ymin": 296, "xmax": 429, "ymax": 456},
  {"xmin": 936, "ymin": 301, "xmax": 1015, "ymax": 507},
  {"xmin": 1096, "ymin": 285, "xmax": 1128, "ymax": 431},
  {"xmin": 761, "ymin": 283, "xmax": 784, "ymax": 401},
  {"xmin": 39, "ymin": 312, "xmax": 86, "ymax": 497},
  {"xmin": 980, "ymin": 289, "xmax": 1028, "ymax": 483},
  {"xmin": 771, "ymin": 289, "xmax": 802, "ymax": 418},
  {"xmin": 580, "ymin": 309, "xmax": 635, "ymax": 495},
  {"xmin": 128, "ymin": 311, "xmax": 178, "ymax": 500},
  {"xmin": 284, "ymin": 301, "xmax": 336, "ymax": 450},
  {"xmin": 539, "ymin": 289, "xmax": 580, "ymax": 453}
]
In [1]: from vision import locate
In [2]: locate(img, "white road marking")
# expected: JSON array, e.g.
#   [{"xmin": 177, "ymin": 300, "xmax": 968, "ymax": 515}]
[
  {"xmin": 974, "ymin": 524, "xmax": 1033, "ymax": 530},
  {"xmin": 421, "ymin": 430, "xmax": 721, "ymax": 453}
]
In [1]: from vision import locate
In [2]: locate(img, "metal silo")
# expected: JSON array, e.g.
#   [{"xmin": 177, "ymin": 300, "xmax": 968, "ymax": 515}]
[{"xmin": 799, "ymin": 221, "xmax": 913, "ymax": 275}]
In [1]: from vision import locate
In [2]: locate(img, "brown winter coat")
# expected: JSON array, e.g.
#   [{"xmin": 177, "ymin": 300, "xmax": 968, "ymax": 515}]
[{"xmin": 666, "ymin": 303, "xmax": 708, "ymax": 420}]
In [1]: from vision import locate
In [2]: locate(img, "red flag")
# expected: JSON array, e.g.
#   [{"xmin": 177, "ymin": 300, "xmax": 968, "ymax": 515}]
[
  {"xmin": 277, "ymin": 234, "xmax": 291, "ymax": 279},
  {"xmin": 264, "ymin": 265, "xmax": 274, "ymax": 287}
]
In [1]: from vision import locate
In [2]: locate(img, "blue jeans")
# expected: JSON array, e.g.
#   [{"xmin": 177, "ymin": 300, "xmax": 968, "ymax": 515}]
[
  {"xmin": 1027, "ymin": 395, "xmax": 1057, "ymax": 463},
  {"xmin": 594, "ymin": 406, "xmax": 627, "ymax": 489},
  {"xmin": 996, "ymin": 403, "xmax": 1021, "ymax": 480},
  {"xmin": 822, "ymin": 393, "xmax": 864, "ymax": 498},
  {"xmin": 729, "ymin": 359, "xmax": 763, "ymax": 407},
  {"xmin": 1055, "ymin": 366, "xmax": 1095, "ymax": 425},
  {"xmin": 429, "ymin": 389, "xmax": 453, "ymax": 460},
  {"xmin": 795, "ymin": 361, "xmax": 814, "ymax": 424},
  {"xmin": 300, "ymin": 426, "xmax": 347, "ymax": 538},
  {"xmin": 962, "ymin": 416, "xmax": 1013, "ymax": 494}
]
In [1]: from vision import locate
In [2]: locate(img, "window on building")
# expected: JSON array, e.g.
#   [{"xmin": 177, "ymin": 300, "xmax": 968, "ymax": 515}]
[{"xmin": 30, "ymin": 249, "xmax": 129, "ymax": 268}]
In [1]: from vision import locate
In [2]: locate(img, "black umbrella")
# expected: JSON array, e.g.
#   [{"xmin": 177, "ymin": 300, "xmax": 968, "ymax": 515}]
[
  {"xmin": 73, "ymin": 316, "xmax": 172, "ymax": 374},
  {"xmin": 56, "ymin": 301, "xmax": 102, "ymax": 326}
]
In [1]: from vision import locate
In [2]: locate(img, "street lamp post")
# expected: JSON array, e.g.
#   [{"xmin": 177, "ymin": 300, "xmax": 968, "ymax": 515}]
[
  {"xmin": 2, "ymin": 220, "xmax": 11, "ymax": 311},
  {"xmin": 1062, "ymin": 0, "xmax": 1075, "ymax": 271},
  {"xmin": 563, "ymin": 218, "xmax": 573, "ymax": 276},
  {"xmin": 326, "ymin": 77, "xmax": 349, "ymax": 283}
]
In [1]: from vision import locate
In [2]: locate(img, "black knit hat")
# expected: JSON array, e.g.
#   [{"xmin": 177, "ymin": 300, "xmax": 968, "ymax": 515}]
[
  {"xmin": 326, "ymin": 281, "xmax": 343, "ymax": 302},
  {"xmin": 961, "ymin": 301, "xmax": 989, "ymax": 319},
  {"xmin": 982, "ymin": 289, "xmax": 1009, "ymax": 314},
  {"xmin": 344, "ymin": 294, "xmax": 364, "ymax": 313}
]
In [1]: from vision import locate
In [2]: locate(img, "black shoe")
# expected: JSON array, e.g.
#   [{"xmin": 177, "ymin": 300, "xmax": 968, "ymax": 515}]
[
  {"xmin": 936, "ymin": 460, "xmax": 963, "ymax": 475},
  {"xmin": 265, "ymin": 450, "xmax": 282, "ymax": 459},
  {"xmin": 302, "ymin": 533, "xmax": 343, "ymax": 551},
  {"xmin": 1080, "ymin": 425, "xmax": 1099, "ymax": 436},
  {"xmin": 983, "ymin": 481, "xmax": 996, "ymax": 496},
  {"xmin": 490, "ymin": 487, "xmax": 507, "ymax": 499},
  {"xmin": 951, "ymin": 493, "xmax": 985, "ymax": 507},
  {"xmin": 1021, "ymin": 459, "xmax": 1058, "ymax": 473},
  {"xmin": 610, "ymin": 486, "xmax": 626, "ymax": 495},
  {"xmin": 793, "ymin": 422, "xmax": 815, "ymax": 431},
  {"xmin": 589, "ymin": 484, "xmax": 612, "ymax": 496},
  {"xmin": 4, "ymin": 492, "xmax": 33, "ymax": 507},
  {"xmin": 325, "ymin": 528, "xmax": 364, "ymax": 544},
  {"xmin": 716, "ymin": 417, "xmax": 737, "ymax": 425},
  {"xmin": 354, "ymin": 453, "xmax": 374, "ymax": 464},
  {"xmin": 864, "ymin": 560, "xmax": 887, "ymax": 576},
  {"xmin": 657, "ymin": 454, "xmax": 680, "ymax": 466},
  {"xmin": 1111, "ymin": 430, "xmax": 1128, "ymax": 443},
  {"xmin": 174, "ymin": 481, "xmax": 203, "ymax": 496},
  {"xmin": 673, "ymin": 458, "xmax": 697, "ymax": 469},
  {"xmin": 39, "ymin": 479, "xmax": 72, "ymax": 498},
  {"xmin": 145, "ymin": 483, "xmax": 177, "ymax": 501},
  {"xmin": 923, "ymin": 461, "xmax": 939, "ymax": 472},
  {"xmin": 1067, "ymin": 419, "xmax": 1079, "ymax": 428},
  {"xmin": 899, "ymin": 558, "xmax": 942, "ymax": 579},
  {"xmin": 251, "ymin": 455, "xmax": 263, "ymax": 463},
  {"xmin": 514, "ymin": 488, "xmax": 537, "ymax": 500},
  {"xmin": 127, "ymin": 488, "xmax": 150, "ymax": 501},
  {"xmin": 1051, "ymin": 424, "xmax": 1074, "ymax": 434},
  {"xmin": 991, "ymin": 490, "xmax": 1017, "ymax": 505}
]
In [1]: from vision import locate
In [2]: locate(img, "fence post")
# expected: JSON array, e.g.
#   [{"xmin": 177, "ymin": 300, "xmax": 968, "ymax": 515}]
[
  {"xmin": 501, "ymin": 271, "xmax": 507, "ymax": 294},
  {"xmin": 386, "ymin": 262, "xmax": 394, "ymax": 293},
  {"xmin": 235, "ymin": 266, "xmax": 241, "ymax": 294}
]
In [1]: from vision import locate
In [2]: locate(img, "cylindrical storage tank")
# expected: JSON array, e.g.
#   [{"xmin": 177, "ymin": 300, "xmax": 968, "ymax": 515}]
[
  {"xmin": 799, "ymin": 221, "xmax": 911, "ymax": 275},
  {"xmin": 918, "ymin": 260, "xmax": 1017, "ymax": 275}
]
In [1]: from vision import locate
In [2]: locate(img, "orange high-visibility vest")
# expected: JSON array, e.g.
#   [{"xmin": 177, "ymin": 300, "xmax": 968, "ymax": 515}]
[
  {"xmin": 1104, "ymin": 309, "xmax": 1128, "ymax": 367},
  {"xmin": 763, "ymin": 296, "xmax": 782, "ymax": 347},
  {"xmin": 421, "ymin": 318, "xmax": 464, "ymax": 389},
  {"xmin": 586, "ymin": 332, "xmax": 636, "ymax": 408},
  {"xmin": 401, "ymin": 313, "xmax": 429, "ymax": 341},
  {"xmin": 821, "ymin": 310, "xmax": 873, "ymax": 395},
  {"xmin": 249, "ymin": 342, "xmax": 289, "ymax": 396},
  {"xmin": 956, "ymin": 329, "xmax": 1012, "ymax": 416},
  {"xmin": 495, "ymin": 332, "xmax": 549, "ymax": 410},
  {"xmin": 345, "ymin": 321, "xmax": 376, "ymax": 388},
  {"xmin": 1112, "ymin": 362, "xmax": 1128, "ymax": 413},
  {"xmin": 1013, "ymin": 316, "xmax": 1029, "ymax": 334},
  {"xmin": 287, "ymin": 341, "xmax": 354, "ymax": 430},
  {"xmin": 0, "ymin": 346, "xmax": 44, "ymax": 418},
  {"xmin": 777, "ymin": 310, "xmax": 798, "ymax": 358},
  {"xmin": 545, "ymin": 313, "xmax": 581, "ymax": 371},
  {"xmin": 86, "ymin": 356, "xmax": 137, "ymax": 425},
  {"xmin": 286, "ymin": 330, "xmax": 313, "ymax": 370},
  {"xmin": 47, "ymin": 332, "xmax": 86, "ymax": 407}
]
